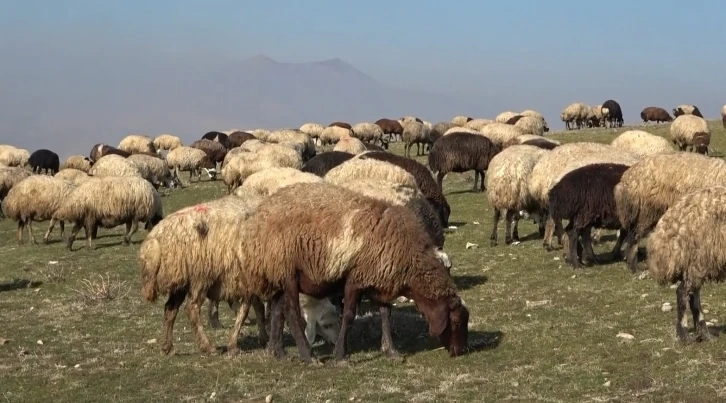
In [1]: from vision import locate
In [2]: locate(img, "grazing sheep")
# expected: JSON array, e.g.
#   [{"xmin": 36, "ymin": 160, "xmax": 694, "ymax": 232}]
[
  {"xmin": 320, "ymin": 126, "xmax": 351, "ymax": 146},
  {"xmin": 426, "ymin": 121, "xmax": 455, "ymax": 151},
  {"xmin": 191, "ymin": 139, "xmax": 228, "ymax": 172},
  {"xmin": 166, "ymin": 146, "xmax": 215, "ymax": 183},
  {"xmin": 722, "ymin": 105, "xmax": 726, "ymax": 129},
  {"xmin": 640, "ymin": 107, "xmax": 673, "ymax": 124},
  {"xmin": 587, "ymin": 105, "xmax": 605, "ymax": 128},
  {"xmin": 614, "ymin": 152, "xmax": 726, "ymax": 272},
  {"xmin": 647, "ymin": 186, "xmax": 726, "ymax": 342},
  {"xmin": 227, "ymin": 131, "xmax": 256, "ymax": 148},
  {"xmin": 670, "ymin": 114, "xmax": 711, "ymax": 154},
  {"xmin": 299, "ymin": 123, "xmax": 325, "ymax": 144},
  {"xmin": 486, "ymin": 145, "xmax": 548, "ymax": 246},
  {"xmin": 520, "ymin": 110, "xmax": 549, "ymax": 132},
  {"xmin": 127, "ymin": 153, "xmax": 178, "ymax": 188},
  {"xmin": 398, "ymin": 116, "xmax": 423, "ymax": 125},
  {"xmin": 89, "ymin": 143, "xmax": 131, "ymax": 162},
  {"xmin": 610, "ymin": 130, "xmax": 674, "ymax": 158},
  {"xmin": 351, "ymin": 122, "xmax": 387, "ymax": 148},
  {"xmin": 451, "ymin": 116, "xmax": 473, "ymax": 126},
  {"xmin": 0, "ymin": 146, "xmax": 30, "ymax": 167},
  {"xmin": 28, "ymin": 149, "xmax": 60, "ymax": 175},
  {"xmin": 54, "ymin": 175, "xmax": 163, "ymax": 250},
  {"xmin": 54, "ymin": 168, "xmax": 91, "ymax": 185},
  {"xmin": 153, "ymin": 134, "xmax": 183, "ymax": 151},
  {"xmin": 511, "ymin": 116, "xmax": 545, "ymax": 136},
  {"xmin": 0, "ymin": 166, "xmax": 33, "ymax": 208},
  {"xmin": 62, "ymin": 155, "xmax": 93, "ymax": 173},
  {"xmin": 561, "ymin": 103, "xmax": 590, "ymax": 130},
  {"xmin": 201, "ymin": 131, "xmax": 230, "ymax": 148},
  {"xmin": 480, "ymin": 123, "xmax": 526, "ymax": 147},
  {"xmin": 602, "ymin": 99, "xmax": 624, "ymax": 128},
  {"xmin": 235, "ymin": 167, "xmax": 323, "ymax": 198},
  {"xmin": 375, "ymin": 118, "xmax": 404, "ymax": 143},
  {"xmin": 119, "ymin": 135, "xmax": 157, "ymax": 155},
  {"xmin": 495, "ymin": 111, "xmax": 518, "ymax": 123},
  {"xmin": 325, "ymin": 158, "xmax": 418, "ymax": 190},
  {"xmin": 549, "ymin": 163, "xmax": 630, "ymax": 269},
  {"xmin": 265, "ymin": 129, "xmax": 316, "ymax": 162},
  {"xmin": 503, "ymin": 134, "xmax": 560, "ymax": 150},
  {"xmin": 402, "ymin": 121, "xmax": 431, "ymax": 158},
  {"xmin": 300, "ymin": 151, "xmax": 355, "ymax": 177},
  {"xmin": 1, "ymin": 175, "xmax": 75, "ymax": 244},
  {"xmin": 242, "ymin": 182, "xmax": 469, "ymax": 362},
  {"xmin": 328, "ymin": 121, "xmax": 352, "ymax": 130},
  {"xmin": 464, "ymin": 119, "xmax": 494, "ymax": 131},
  {"xmin": 333, "ymin": 136, "xmax": 368, "ymax": 154},
  {"xmin": 356, "ymin": 151, "xmax": 452, "ymax": 227},
  {"xmin": 672, "ymin": 104, "xmax": 703, "ymax": 118},
  {"xmin": 222, "ymin": 144, "xmax": 302, "ymax": 193},
  {"xmin": 248, "ymin": 129, "xmax": 271, "ymax": 141},
  {"xmin": 89, "ymin": 154, "xmax": 142, "ymax": 178},
  {"xmin": 428, "ymin": 132, "xmax": 500, "ymax": 193}
]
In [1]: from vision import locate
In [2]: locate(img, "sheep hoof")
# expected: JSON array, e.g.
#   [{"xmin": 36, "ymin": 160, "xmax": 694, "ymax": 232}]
[
  {"xmin": 490, "ymin": 239, "xmax": 497, "ymax": 247},
  {"xmin": 505, "ymin": 238, "xmax": 513, "ymax": 245},
  {"xmin": 161, "ymin": 345, "xmax": 176, "ymax": 356},
  {"xmin": 226, "ymin": 346, "xmax": 240, "ymax": 356},
  {"xmin": 384, "ymin": 349, "xmax": 404, "ymax": 362},
  {"xmin": 334, "ymin": 359, "xmax": 350, "ymax": 368},
  {"xmin": 209, "ymin": 319, "xmax": 223, "ymax": 329},
  {"xmin": 308, "ymin": 358, "xmax": 323, "ymax": 367}
]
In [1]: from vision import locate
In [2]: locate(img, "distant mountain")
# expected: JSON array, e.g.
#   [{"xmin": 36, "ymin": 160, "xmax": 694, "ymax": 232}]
[{"xmin": 0, "ymin": 48, "xmax": 489, "ymax": 159}]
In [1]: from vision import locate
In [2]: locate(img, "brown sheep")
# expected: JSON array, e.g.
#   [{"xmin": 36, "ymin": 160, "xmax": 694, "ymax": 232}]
[
  {"xmin": 328, "ymin": 121, "xmax": 352, "ymax": 130},
  {"xmin": 640, "ymin": 107, "xmax": 673, "ymax": 124},
  {"xmin": 191, "ymin": 139, "xmax": 227, "ymax": 174},
  {"xmin": 374, "ymin": 118, "xmax": 404, "ymax": 143},
  {"xmin": 428, "ymin": 132, "xmax": 501, "ymax": 193},
  {"xmin": 227, "ymin": 131, "xmax": 256, "ymax": 148}
]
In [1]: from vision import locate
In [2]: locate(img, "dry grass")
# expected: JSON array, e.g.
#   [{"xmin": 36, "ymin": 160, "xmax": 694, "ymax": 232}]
[{"xmin": 1, "ymin": 121, "xmax": 726, "ymax": 402}]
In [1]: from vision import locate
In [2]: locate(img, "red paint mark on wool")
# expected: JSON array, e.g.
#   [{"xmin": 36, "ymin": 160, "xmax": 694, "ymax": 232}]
[{"xmin": 192, "ymin": 204, "xmax": 208, "ymax": 213}]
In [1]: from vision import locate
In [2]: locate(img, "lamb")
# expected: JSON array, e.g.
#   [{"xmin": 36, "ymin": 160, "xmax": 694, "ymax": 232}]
[
  {"xmin": 428, "ymin": 132, "xmax": 501, "ymax": 193},
  {"xmin": 88, "ymin": 154, "xmax": 142, "ymax": 178},
  {"xmin": 55, "ymin": 168, "xmax": 91, "ymax": 185},
  {"xmin": 0, "ymin": 146, "xmax": 30, "ymax": 167},
  {"xmin": 28, "ymin": 149, "xmax": 60, "ymax": 175},
  {"xmin": 486, "ymin": 145, "xmax": 548, "ymax": 246},
  {"xmin": 356, "ymin": 151, "xmax": 452, "ymax": 227},
  {"xmin": 1, "ymin": 175, "xmax": 75, "ymax": 244},
  {"xmin": 191, "ymin": 139, "xmax": 228, "ymax": 172},
  {"xmin": 646, "ymin": 186, "xmax": 726, "ymax": 342},
  {"xmin": 588, "ymin": 105, "xmax": 605, "ymax": 128},
  {"xmin": 402, "ymin": 121, "xmax": 431, "ymax": 158},
  {"xmin": 61, "ymin": 155, "xmax": 92, "ymax": 173},
  {"xmin": 495, "ymin": 111, "xmax": 518, "ymax": 123},
  {"xmin": 601, "ymin": 99, "xmax": 624, "ymax": 128},
  {"xmin": 89, "ymin": 143, "xmax": 131, "ymax": 162},
  {"xmin": 127, "ymin": 153, "xmax": 179, "ymax": 188},
  {"xmin": 670, "ymin": 114, "xmax": 710, "ymax": 154},
  {"xmin": 451, "ymin": 116, "xmax": 473, "ymax": 126},
  {"xmin": 53, "ymin": 175, "xmax": 163, "ymax": 250},
  {"xmin": 166, "ymin": 146, "xmax": 215, "ymax": 183},
  {"xmin": 328, "ymin": 121, "xmax": 352, "ymax": 130},
  {"xmin": 227, "ymin": 131, "xmax": 256, "ymax": 148},
  {"xmin": 375, "ymin": 118, "xmax": 404, "ymax": 143},
  {"xmin": 610, "ymin": 130, "xmax": 674, "ymax": 158},
  {"xmin": 548, "ymin": 163, "xmax": 630, "ymax": 269},
  {"xmin": 241, "ymin": 182, "xmax": 469, "ymax": 363},
  {"xmin": 479, "ymin": 123, "xmax": 526, "ymax": 147},
  {"xmin": 640, "ymin": 107, "xmax": 673, "ymax": 124},
  {"xmin": 503, "ymin": 134, "xmax": 560, "ymax": 150},
  {"xmin": 201, "ymin": 131, "xmax": 230, "ymax": 148},
  {"xmin": 153, "ymin": 134, "xmax": 183, "ymax": 151},
  {"xmin": 235, "ymin": 167, "xmax": 324, "ymax": 198},
  {"xmin": 351, "ymin": 122, "xmax": 387, "ymax": 148},
  {"xmin": 560, "ymin": 103, "xmax": 590, "ymax": 130},
  {"xmin": 672, "ymin": 104, "xmax": 703, "ymax": 118},
  {"xmin": 722, "ymin": 105, "xmax": 726, "ymax": 129},
  {"xmin": 300, "ymin": 151, "xmax": 355, "ymax": 177},
  {"xmin": 333, "ymin": 136, "xmax": 368, "ymax": 154},
  {"xmin": 463, "ymin": 119, "xmax": 494, "ymax": 131},
  {"xmin": 299, "ymin": 123, "xmax": 325, "ymax": 144},
  {"xmin": 614, "ymin": 152, "xmax": 726, "ymax": 272},
  {"xmin": 320, "ymin": 126, "xmax": 351, "ymax": 146},
  {"xmin": 221, "ymin": 144, "xmax": 302, "ymax": 193},
  {"xmin": 265, "ymin": 129, "xmax": 316, "ymax": 162},
  {"xmin": 118, "ymin": 135, "xmax": 157, "ymax": 155}
]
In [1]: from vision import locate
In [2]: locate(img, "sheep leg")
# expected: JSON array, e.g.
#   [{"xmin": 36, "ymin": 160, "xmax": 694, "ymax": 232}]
[
  {"xmin": 543, "ymin": 216, "xmax": 556, "ymax": 251},
  {"xmin": 611, "ymin": 229, "xmax": 627, "ymax": 261},
  {"xmin": 566, "ymin": 224, "xmax": 581, "ymax": 269},
  {"xmin": 43, "ymin": 218, "xmax": 56, "ymax": 244},
  {"xmin": 282, "ymin": 279, "xmax": 315, "ymax": 364},
  {"xmin": 226, "ymin": 299, "xmax": 251, "ymax": 356},
  {"xmin": 266, "ymin": 292, "xmax": 287, "ymax": 360},
  {"xmin": 489, "ymin": 209, "xmax": 501, "ymax": 246},
  {"xmin": 161, "ymin": 289, "xmax": 187, "ymax": 355},
  {"xmin": 580, "ymin": 226, "xmax": 598, "ymax": 265},
  {"xmin": 333, "ymin": 283, "xmax": 362, "ymax": 365},
  {"xmin": 16, "ymin": 221, "xmax": 24, "ymax": 245},
  {"xmin": 689, "ymin": 289, "xmax": 711, "ymax": 342},
  {"xmin": 416, "ymin": 143, "xmax": 421, "ymax": 156},
  {"xmin": 123, "ymin": 221, "xmax": 139, "ymax": 245},
  {"xmin": 436, "ymin": 172, "xmax": 446, "ymax": 194},
  {"xmin": 251, "ymin": 296, "xmax": 269, "ymax": 346},
  {"xmin": 378, "ymin": 304, "xmax": 402, "ymax": 359},
  {"xmin": 511, "ymin": 213, "xmax": 520, "ymax": 242},
  {"xmin": 185, "ymin": 288, "xmax": 217, "ymax": 355},
  {"xmin": 675, "ymin": 282, "xmax": 690, "ymax": 342},
  {"xmin": 504, "ymin": 210, "xmax": 518, "ymax": 244},
  {"xmin": 84, "ymin": 218, "xmax": 96, "ymax": 250},
  {"xmin": 208, "ymin": 299, "xmax": 223, "ymax": 329},
  {"xmin": 538, "ymin": 209, "xmax": 547, "ymax": 237},
  {"xmin": 624, "ymin": 230, "xmax": 641, "ymax": 273},
  {"xmin": 66, "ymin": 223, "xmax": 83, "ymax": 251},
  {"xmin": 27, "ymin": 219, "xmax": 37, "ymax": 244}
]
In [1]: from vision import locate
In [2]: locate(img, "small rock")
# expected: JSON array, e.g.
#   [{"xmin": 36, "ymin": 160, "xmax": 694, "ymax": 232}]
[
  {"xmin": 349, "ymin": 398, "xmax": 355, "ymax": 401},
  {"xmin": 570, "ymin": 274, "xmax": 576, "ymax": 279},
  {"xmin": 526, "ymin": 300, "xmax": 549, "ymax": 308},
  {"xmin": 36, "ymin": 340, "xmax": 43, "ymax": 345},
  {"xmin": 670, "ymin": 284, "xmax": 678, "ymax": 289},
  {"xmin": 553, "ymin": 257, "xmax": 560, "ymax": 261},
  {"xmin": 704, "ymin": 309, "xmax": 710, "ymax": 314},
  {"xmin": 472, "ymin": 221, "xmax": 480, "ymax": 225},
  {"xmin": 48, "ymin": 261, "xmax": 59, "ymax": 265},
  {"xmin": 661, "ymin": 302, "xmax": 672, "ymax": 313},
  {"xmin": 465, "ymin": 242, "xmax": 478, "ymax": 249},
  {"xmin": 640, "ymin": 294, "xmax": 648, "ymax": 299},
  {"xmin": 616, "ymin": 332, "xmax": 635, "ymax": 340},
  {"xmin": 146, "ymin": 338, "xmax": 157, "ymax": 344},
  {"xmin": 29, "ymin": 307, "xmax": 34, "ymax": 311},
  {"xmin": 638, "ymin": 272, "xmax": 650, "ymax": 280},
  {"xmin": 511, "ymin": 241, "xmax": 521, "ymax": 246},
  {"xmin": 74, "ymin": 364, "xmax": 80, "ymax": 369},
  {"xmin": 511, "ymin": 381, "xmax": 519, "ymax": 387},
  {"xmin": 603, "ymin": 380, "xmax": 611, "ymax": 387},
  {"xmin": 265, "ymin": 394, "xmax": 273, "ymax": 403},
  {"xmin": 448, "ymin": 225, "xmax": 458, "ymax": 230},
  {"xmin": 209, "ymin": 392, "xmax": 216, "ymax": 400},
  {"xmin": 325, "ymin": 400, "xmax": 332, "ymax": 403}
]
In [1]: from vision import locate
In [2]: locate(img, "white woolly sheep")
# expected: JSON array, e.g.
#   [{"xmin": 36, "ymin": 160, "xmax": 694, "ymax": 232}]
[
  {"xmin": 1, "ymin": 175, "xmax": 76, "ymax": 244},
  {"xmin": 402, "ymin": 121, "xmax": 433, "ymax": 158},
  {"xmin": 647, "ymin": 186, "xmax": 726, "ymax": 342},
  {"xmin": 443, "ymin": 127, "xmax": 481, "ymax": 136},
  {"xmin": 495, "ymin": 111, "xmax": 518, "ymax": 123},
  {"xmin": 127, "ymin": 153, "xmax": 178, "ymax": 188},
  {"xmin": 398, "ymin": 116, "xmax": 422, "ymax": 125},
  {"xmin": 118, "ymin": 134, "xmax": 157, "ymax": 155},
  {"xmin": 53, "ymin": 175, "xmax": 163, "ymax": 250},
  {"xmin": 62, "ymin": 155, "xmax": 93, "ymax": 173},
  {"xmin": 299, "ymin": 123, "xmax": 325, "ymax": 145},
  {"xmin": 610, "ymin": 130, "xmax": 674, "ymax": 158},
  {"xmin": 247, "ymin": 129, "xmax": 272, "ymax": 142},
  {"xmin": 480, "ymin": 123, "xmax": 525, "ymax": 147},
  {"xmin": 320, "ymin": 126, "xmax": 351, "ymax": 146},
  {"xmin": 153, "ymin": 134, "xmax": 183, "ymax": 151},
  {"xmin": 88, "ymin": 154, "xmax": 142, "ymax": 178},
  {"xmin": 0, "ymin": 146, "xmax": 30, "ymax": 167},
  {"xmin": 486, "ymin": 145, "xmax": 548, "ymax": 246},
  {"xmin": 265, "ymin": 129, "xmax": 315, "ymax": 162},
  {"xmin": 166, "ymin": 146, "xmax": 215, "ymax": 183},
  {"xmin": 560, "ymin": 103, "xmax": 590, "ymax": 130},
  {"xmin": 54, "ymin": 168, "xmax": 91, "ymax": 185},
  {"xmin": 333, "ymin": 136, "xmax": 368, "ymax": 154},
  {"xmin": 235, "ymin": 167, "xmax": 323, "ymax": 198},
  {"xmin": 351, "ymin": 122, "xmax": 386, "ymax": 147},
  {"xmin": 222, "ymin": 144, "xmax": 303, "ymax": 193},
  {"xmin": 670, "ymin": 114, "xmax": 711, "ymax": 154},
  {"xmin": 464, "ymin": 119, "xmax": 494, "ymax": 131},
  {"xmin": 0, "ymin": 166, "xmax": 33, "ymax": 208},
  {"xmin": 325, "ymin": 158, "xmax": 418, "ymax": 190},
  {"xmin": 672, "ymin": 104, "xmax": 703, "ymax": 118},
  {"xmin": 451, "ymin": 116, "xmax": 473, "ymax": 127},
  {"xmin": 520, "ymin": 110, "xmax": 548, "ymax": 130},
  {"xmin": 587, "ymin": 105, "xmax": 605, "ymax": 127},
  {"xmin": 512, "ymin": 115, "xmax": 546, "ymax": 136}
]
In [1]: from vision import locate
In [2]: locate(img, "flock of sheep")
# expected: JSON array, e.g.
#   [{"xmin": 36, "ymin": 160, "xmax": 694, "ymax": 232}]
[{"xmin": 2, "ymin": 100, "xmax": 726, "ymax": 365}]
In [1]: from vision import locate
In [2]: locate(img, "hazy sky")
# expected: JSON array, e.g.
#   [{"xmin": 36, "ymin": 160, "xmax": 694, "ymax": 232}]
[{"xmin": 1, "ymin": 1, "xmax": 725, "ymax": 157}]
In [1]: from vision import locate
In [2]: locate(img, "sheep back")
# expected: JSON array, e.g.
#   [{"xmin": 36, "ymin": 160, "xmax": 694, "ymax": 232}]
[
  {"xmin": 486, "ymin": 145, "xmax": 547, "ymax": 212},
  {"xmin": 610, "ymin": 130, "xmax": 674, "ymax": 158},
  {"xmin": 428, "ymin": 132, "xmax": 500, "ymax": 175},
  {"xmin": 2, "ymin": 175, "xmax": 75, "ymax": 222},
  {"xmin": 301, "ymin": 151, "xmax": 355, "ymax": 177}
]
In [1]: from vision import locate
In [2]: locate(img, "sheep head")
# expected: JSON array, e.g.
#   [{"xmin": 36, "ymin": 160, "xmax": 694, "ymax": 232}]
[{"xmin": 414, "ymin": 294, "xmax": 469, "ymax": 357}]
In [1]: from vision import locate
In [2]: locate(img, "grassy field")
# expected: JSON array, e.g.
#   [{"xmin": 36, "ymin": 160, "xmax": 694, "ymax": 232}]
[{"xmin": 3, "ymin": 121, "xmax": 726, "ymax": 403}]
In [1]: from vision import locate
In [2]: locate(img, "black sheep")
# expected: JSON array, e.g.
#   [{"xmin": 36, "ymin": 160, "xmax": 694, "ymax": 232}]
[
  {"xmin": 520, "ymin": 138, "xmax": 559, "ymax": 150},
  {"xmin": 28, "ymin": 149, "xmax": 60, "ymax": 175},
  {"xmin": 548, "ymin": 163, "xmax": 630, "ymax": 269},
  {"xmin": 300, "ymin": 151, "xmax": 354, "ymax": 177},
  {"xmin": 191, "ymin": 139, "xmax": 227, "ymax": 178},
  {"xmin": 201, "ymin": 131, "xmax": 230, "ymax": 149},
  {"xmin": 358, "ymin": 150, "xmax": 452, "ymax": 227},
  {"xmin": 227, "ymin": 131, "xmax": 256, "ymax": 148},
  {"xmin": 602, "ymin": 99, "xmax": 624, "ymax": 128},
  {"xmin": 505, "ymin": 115, "xmax": 525, "ymax": 125},
  {"xmin": 428, "ymin": 132, "xmax": 500, "ymax": 193}
]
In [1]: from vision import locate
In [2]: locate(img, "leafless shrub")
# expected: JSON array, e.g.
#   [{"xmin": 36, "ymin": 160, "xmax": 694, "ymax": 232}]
[
  {"xmin": 72, "ymin": 273, "xmax": 130, "ymax": 305},
  {"xmin": 39, "ymin": 262, "xmax": 67, "ymax": 283}
]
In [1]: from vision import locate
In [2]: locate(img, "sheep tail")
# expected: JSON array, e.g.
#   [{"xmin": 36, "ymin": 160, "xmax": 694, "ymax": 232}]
[{"xmin": 139, "ymin": 238, "xmax": 161, "ymax": 302}]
